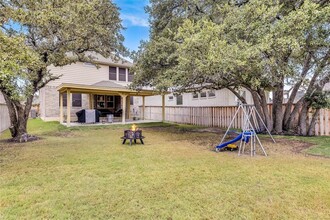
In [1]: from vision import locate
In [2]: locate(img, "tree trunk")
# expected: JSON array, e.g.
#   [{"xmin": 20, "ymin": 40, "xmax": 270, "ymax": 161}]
[
  {"xmin": 307, "ymin": 108, "xmax": 320, "ymax": 136},
  {"xmin": 249, "ymin": 89, "xmax": 267, "ymax": 131},
  {"xmin": 298, "ymin": 100, "xmax": 310, "ymax": 136},
  {"xmin": 227, "ymin": 87, "xmax": 247, "ymax": 104},
  {"xmin": 285, "ymin": 97, "xmax": 304, "ymax": 132},
  {"xmin": 2, "ymin": 92, "xmax": 33, "ymax": 141},
  {"xmin": 283, "ymin": 52, "xmax": 312, "ymax": 130},
  {"xmin": 272, "ymin": 84, "xmax": 284, "ymax": 133}
]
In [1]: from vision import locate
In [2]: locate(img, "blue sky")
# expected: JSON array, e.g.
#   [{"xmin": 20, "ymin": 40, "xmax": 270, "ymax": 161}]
[{"xmin": 114, "ymin": 0, "xmax": 150, "ymax": 52}]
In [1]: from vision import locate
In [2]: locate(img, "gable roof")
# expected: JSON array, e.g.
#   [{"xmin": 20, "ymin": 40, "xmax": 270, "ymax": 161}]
[{"xmin": 92, "ymin": 81, "xmax": 126, "ymax": 89}]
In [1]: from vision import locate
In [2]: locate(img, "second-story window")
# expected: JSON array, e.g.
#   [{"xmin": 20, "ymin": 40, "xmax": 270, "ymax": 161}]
[
  {"xmin": 119, "ymin": 68, "xmax": 126, "ymax": 81},
  {"xmin": 109, "ymin": 67, "xmax": 117, "ymax": 80},
  {"xmin": 200, "ymin": 92, "xmax": 207, "ymax": 98},
  {"xmin": 128, "ymin": 70, "xmax": 134, "ymax": 82},
  {"xmin": 176, "ymin": 95, "xmax": 183, "ymax": 105}
]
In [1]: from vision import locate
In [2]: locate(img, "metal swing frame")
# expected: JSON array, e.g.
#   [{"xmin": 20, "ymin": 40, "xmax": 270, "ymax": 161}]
[{"xmin": 216, "ymin": 104, "xmax": 275, "ymax": 156}]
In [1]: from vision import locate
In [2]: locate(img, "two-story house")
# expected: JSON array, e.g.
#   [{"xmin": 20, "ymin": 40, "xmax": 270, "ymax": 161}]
[{"xmin": 39, "ymin": 53, "xmax": 158, "ymax": 126}]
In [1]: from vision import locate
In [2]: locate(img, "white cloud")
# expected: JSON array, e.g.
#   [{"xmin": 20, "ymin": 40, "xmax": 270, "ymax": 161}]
[{"xmin": 121, "ymin": 14, "xmax": 149, "ymax": 27}]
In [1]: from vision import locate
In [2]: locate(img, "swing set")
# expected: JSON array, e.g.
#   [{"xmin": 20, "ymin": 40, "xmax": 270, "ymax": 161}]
[{"xmin": 215, "ymin": 104, "xmax": 276, "ymax": 156}]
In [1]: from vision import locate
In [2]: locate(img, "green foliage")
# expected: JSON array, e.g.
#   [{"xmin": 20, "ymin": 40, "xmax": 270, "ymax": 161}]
[
  {"xmin": 132, "ymin": 0, "xmax": 330, "ymax": 95},
  {"xmin": 0, "ymin": 33, "xmax": 40, "ymax": 100},
  {"xmin": 0, "ymin": 0, "xmax": 126, "ymax": 137},
  {"xmin": 305, "ymin": 91, "xmax": 330, "ymax": 109},
  {"xmin": 0, "ymin": 0, "xmax": 125, "ymax": 99}
]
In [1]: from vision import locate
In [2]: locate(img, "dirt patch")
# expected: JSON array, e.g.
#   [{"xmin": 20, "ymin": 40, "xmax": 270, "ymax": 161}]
[
  {"xmin": 273, "ymin": 139, "xmax": 314, "ymax": 154},
  {"xmin": 1, "ymin": 135, "xmax": 40, "ymax": 144},
  {"xmin": 47, "ymin": 131, "xmax": 77, "ymax": 138},
  {"xmin": 146, "ymin": 125, "xmax": 321, "ymax": 156},
  {"xmin": 191, "ymin": 127, "xmax": 225, "ymax": 134}
]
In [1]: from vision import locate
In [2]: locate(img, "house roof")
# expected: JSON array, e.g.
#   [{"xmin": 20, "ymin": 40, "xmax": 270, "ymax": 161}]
[
  {"xmin": 324, "ymin": 83, "xmax": 330, "ymax": 91},
  {"xmin": 91, "ymin": 81, "xmax": 126, "ymax": 89},
  {"xmin": 57, "ymin": 81, "xmax": 166, "ymax": 96},
  {"xmin": 84, "ymin": 52, "xmax": 133, "ymax": 68}
]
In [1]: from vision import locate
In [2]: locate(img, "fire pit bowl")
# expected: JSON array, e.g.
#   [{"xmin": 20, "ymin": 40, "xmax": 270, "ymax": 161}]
[{"xmin": 121, "ymin": 124, "xmax": 145, "ymax": 145}]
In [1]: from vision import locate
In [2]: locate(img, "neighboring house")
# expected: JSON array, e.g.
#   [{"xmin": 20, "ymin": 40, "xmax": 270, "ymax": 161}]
[
  {"xmin": 0, "ymin": 92, "xmax": 5, "ymax": 103},
  {"xmin": 140, "ymin": 88, "xmax": 253, "ymax": 107},
  {"xmin": 39, "ymin": 53, "xmax": 156, "ymax": 124},
  {"xmin": 283, "ymin": 90, "xmax": 305, "ymax": 103},
  {"xmin": 0, "ymin": 93, "xmax": 10, "ymax": 133}
]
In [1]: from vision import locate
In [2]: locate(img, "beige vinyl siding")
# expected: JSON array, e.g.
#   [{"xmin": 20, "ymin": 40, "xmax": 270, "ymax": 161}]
[
  {"xmin": 47, "ymin": 62, "xmax": 131, "ymax": 87},
  {"xmin": 143, "ymin": 88, "xmax": 254, "ymax": 107},
  {"xmin": 47, "ymin": 62, "xmax": 110, "ymax": 87}
]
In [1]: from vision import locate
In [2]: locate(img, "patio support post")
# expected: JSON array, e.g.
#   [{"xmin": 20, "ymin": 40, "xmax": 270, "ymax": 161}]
[
  {"xmin": 59, "ymin": 92, "xmax": 63, "ymax": 124},
  {"xmin": 162, "ymin": 94, "xmax": 165, "ymax": 122},
  {"xmin": 126, "ymin": 96, "xmax": 130, "ymax": 119},
  {"xmin": 120, "ymin": 94, "xmax": 127, "ymax": 124},
  {"xmin": 67, "ymin": 89, "xmax": 71, "ymax": 127},
  {"xmin": 142, "ymin": 96, "xmax": 145, "ymax": 120},
  {"xmin": 89, "ymin": 94, "xmax": 93, "ymax": 109}
]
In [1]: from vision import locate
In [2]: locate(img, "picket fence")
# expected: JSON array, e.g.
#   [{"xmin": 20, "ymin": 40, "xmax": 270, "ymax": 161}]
[
  {"xmin": 140, "ymin": 106, "xmax": 330, "ymax": 136},
  {"xmin": 0, "ymin": 103, "xmax": 10, "ymax": 133}
]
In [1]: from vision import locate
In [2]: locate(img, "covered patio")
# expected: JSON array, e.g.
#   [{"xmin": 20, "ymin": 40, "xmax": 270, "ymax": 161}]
[{"xmin": 57, "ymin": 81, "xmax": 167, "ymax": 127}]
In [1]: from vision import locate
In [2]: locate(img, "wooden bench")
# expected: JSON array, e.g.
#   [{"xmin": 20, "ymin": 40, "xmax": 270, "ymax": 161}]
[{"xmin": 121, "ymin": 130, "xmax": 145, "ymax": 145}]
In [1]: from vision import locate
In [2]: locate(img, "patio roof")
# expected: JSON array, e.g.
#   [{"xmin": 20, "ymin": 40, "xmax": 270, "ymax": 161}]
[
  {"xmin": 57, "ymin": 81, "xmax": 168, "ymax": 127},
  {"xmin": 57, "ymin": 81, "xmax": 161, "ymax": 96}
]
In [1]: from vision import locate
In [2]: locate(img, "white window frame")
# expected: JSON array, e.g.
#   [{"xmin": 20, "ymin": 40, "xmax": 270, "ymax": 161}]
[
  {"xmin": 208, "ymin": 90, "xmax": 216, "ymax": 98},
  {"xmin": 192, "ymin": 93, "xmax": 199, "ymax": 100},
  {"xmin": 200, "ymin": 91, "xmax": 207, "ymax": 99}
]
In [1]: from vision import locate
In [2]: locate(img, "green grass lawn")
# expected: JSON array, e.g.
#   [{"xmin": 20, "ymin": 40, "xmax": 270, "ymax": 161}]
[{"xmin": 0, "ymin": 120, "xmax": 329, "ymax": 219}]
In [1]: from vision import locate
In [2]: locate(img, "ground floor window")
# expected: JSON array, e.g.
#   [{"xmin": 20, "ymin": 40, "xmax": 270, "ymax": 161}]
[
  {"xmin": 59, "ymin": 93, "xmax": 67, "ymax": 107},
  {"xmin": 59, "ymin": 93, "xmax": 81, "ymax": 107},
  {"xmin": 72, "ymin": 93, "xmax": 82, "ymax": 107},
  {"xmin": 106, "ymin": 96, "xmax": 115, "ymax": 108}
]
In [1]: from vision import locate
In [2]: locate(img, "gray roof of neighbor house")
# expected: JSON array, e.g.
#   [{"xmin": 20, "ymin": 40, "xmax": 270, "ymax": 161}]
[
  {"xmin": 85, "ymin": 52, "xmax": 133, "ymax": 68},
  {"xmin": 324, "ymin": 83, "xmax": 330, "ymax": 91}
]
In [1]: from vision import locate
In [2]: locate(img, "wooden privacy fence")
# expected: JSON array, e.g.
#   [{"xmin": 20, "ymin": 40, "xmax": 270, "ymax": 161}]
[
  {"xmin": 140, "ymin": 106, "xmax": 330, "ymax": 136},
  {"xmin": 0, "ymin": 103, "xmax": 10, "ymax": 133}
]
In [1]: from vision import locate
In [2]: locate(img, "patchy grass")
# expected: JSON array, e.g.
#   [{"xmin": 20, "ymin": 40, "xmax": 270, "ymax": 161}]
[
  {"xmin": 0, "ymin": 120, "xmax": 329, "ymax": 219},
  {"xmin": 277, "ymin": 135, "xmax": 330, "ymax": 157}
]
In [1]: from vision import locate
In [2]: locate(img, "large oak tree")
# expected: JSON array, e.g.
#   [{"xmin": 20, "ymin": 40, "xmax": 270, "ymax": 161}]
[
  {"xmin": 132, "ymin": 0, "xmax": 330, "ymax": 135},
  {"xmin": 0, "ymin": 0, "xmax": 126, "ymax": 140}
]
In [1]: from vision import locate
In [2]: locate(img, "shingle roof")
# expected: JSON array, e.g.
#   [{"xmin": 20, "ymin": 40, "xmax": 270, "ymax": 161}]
[
  {"xmin": 91, "ymin": 81, "xmax": 127, "ymax": 89},
  {"xmin": 324, "ymin": 83, "xmax": 330, "ymax": 91}
]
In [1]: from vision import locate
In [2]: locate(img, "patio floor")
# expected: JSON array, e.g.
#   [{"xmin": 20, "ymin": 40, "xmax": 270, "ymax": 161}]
[{"xmin": 60, "ymin": 119, "xmax": 162, "ymax": 127}]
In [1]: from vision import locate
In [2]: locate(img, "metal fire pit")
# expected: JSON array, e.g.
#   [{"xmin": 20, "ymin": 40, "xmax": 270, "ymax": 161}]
[{"xmin": 121, "ymin": 129, "xmax": 145, "ymax": 145}]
